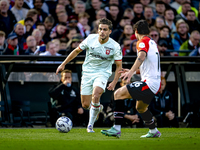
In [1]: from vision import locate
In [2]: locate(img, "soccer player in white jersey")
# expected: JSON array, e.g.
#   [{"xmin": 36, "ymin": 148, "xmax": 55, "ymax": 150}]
[
  {"xmin": 101, "ymin": 20, "xmax": 161, "ymax": 138},
  {"xmin": 56, "ymin": 18, "xmax": 122, "ymax": 132}
]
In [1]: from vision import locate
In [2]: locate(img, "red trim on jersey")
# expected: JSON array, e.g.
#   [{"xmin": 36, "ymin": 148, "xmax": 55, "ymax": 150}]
[
  {"xmin": 115, "ymin": 59, "xmax": 122, "ymax": 61},
  {"xmin": 142, "ymin": 84, "xmax": 149, "ymax": 91},
  {"xmin": 78, "ymin": 46, "xmax": 84, "ymax": 51},
  {"xmin": 136, "ymin": 36, "xmax": 150, "ymax": 53}
]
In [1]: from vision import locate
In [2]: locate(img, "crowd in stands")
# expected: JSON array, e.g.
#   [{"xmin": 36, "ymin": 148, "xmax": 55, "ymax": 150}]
[{"xmin": 0, "ymin": 0, "xmax": 200, "ymax": 56}]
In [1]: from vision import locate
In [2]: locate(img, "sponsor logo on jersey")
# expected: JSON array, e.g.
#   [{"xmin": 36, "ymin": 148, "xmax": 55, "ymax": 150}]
[
  {"xmin": 90, "ymin": 53, "xmax": 107, "ymax": 60},
  {"xmin": 106, "ymin": 50, "xmax": 110, "ymax": 55},
  {"xmin": 91, "ymin": 47, "xmax": 94, "ymax": 50},
  {"xmin": 139, "ymin": 42, "xmax": 145, "ymax": 48},
  {"xmin": 104, "ymin": 46, "xmax": 113, "ymax": 50}
]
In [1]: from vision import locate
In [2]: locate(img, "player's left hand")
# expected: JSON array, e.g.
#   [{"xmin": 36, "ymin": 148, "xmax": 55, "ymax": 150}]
[
  {"xmin": 120, "ymin": 70, "xmax": 135, "ymax": 83},
  {"xmin": 107, "ymin": 82, "xmax": 116, "ymax": 91}
]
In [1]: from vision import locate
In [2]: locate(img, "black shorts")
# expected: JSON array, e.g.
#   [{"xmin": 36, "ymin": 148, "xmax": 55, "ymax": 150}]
[{"xmin": 126, "ymin": 81, "xmax": 155, "ymax": 104}]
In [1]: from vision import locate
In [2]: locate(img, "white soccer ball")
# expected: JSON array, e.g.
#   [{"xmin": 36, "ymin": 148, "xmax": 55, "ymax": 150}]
[{"xmin": 56, "ymin": 116, "xmax": 73, "ymax": 133}]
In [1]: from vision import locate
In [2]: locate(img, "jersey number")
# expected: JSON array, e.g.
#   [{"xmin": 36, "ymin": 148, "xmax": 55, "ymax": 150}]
[{"xmin": 156, "ymin": 52, "xmax": 160, "ymax": 71}]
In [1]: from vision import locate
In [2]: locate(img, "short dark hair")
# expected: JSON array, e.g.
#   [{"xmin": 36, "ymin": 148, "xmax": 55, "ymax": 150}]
[
  {"xmin": 61, "ymin": 69, "xmax": 72, "ymax": 77},
  {"xmin": 98, "ymin": 18, "xmax": 113, "ymax": 30},
  {"xmin": 160, "ymin": 25, "xmax": 171, "ymax": 33},
  {"xmin": 186, "ymin": 10, "xmax": 195, "ymax": 16},
  {"xmin": 133, "ymin": 20, "xmax": 150, "ymax": 35},
  {"xmin": 33, "ymin": 0, "xmax": 44, "ymax": 4}
]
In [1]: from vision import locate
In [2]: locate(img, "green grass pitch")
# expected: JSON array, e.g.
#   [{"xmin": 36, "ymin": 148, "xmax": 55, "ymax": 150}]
[{"xmin": 0, "ymin": 128, "xmax": 200, "ymax": 150}]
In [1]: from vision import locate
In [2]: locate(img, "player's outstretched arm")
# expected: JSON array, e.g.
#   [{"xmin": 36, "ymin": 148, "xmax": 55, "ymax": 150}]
[
  {"xmin": 107, "ymin": 60, "xmax": 122, "ymax": 91},
  {"xmin": 120, "ymin": 51, "xmax": 146, "ymax": 83},
  {"xmin": 56, "ymin": 47, "xmax": 83, "ymax": 75}
]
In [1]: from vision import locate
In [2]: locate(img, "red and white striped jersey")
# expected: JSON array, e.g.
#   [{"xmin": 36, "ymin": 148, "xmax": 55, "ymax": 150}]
[{"xmin": 136, "ymin": 36, "xmax": 161, "ymax": 94}]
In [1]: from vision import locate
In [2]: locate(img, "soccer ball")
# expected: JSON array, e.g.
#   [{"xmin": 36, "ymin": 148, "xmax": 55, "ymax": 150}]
[{"xmin": 56, "ymin": 116, "xmax": 73, "ymax": 133}]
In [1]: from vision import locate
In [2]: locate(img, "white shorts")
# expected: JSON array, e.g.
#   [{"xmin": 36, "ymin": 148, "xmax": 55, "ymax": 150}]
[{"xmin": 81, "ymin": 73, "xmax": 109, "ymax": 95}]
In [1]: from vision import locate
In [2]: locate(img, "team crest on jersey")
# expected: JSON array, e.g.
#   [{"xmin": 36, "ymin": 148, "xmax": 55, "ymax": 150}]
[
  {"xmin": 106, "ymin": 50, "xmax": 110, "ymax": 55},
  {"xmin": 139, "ymin": 42, "xmax": 145, "ymax": 48}
]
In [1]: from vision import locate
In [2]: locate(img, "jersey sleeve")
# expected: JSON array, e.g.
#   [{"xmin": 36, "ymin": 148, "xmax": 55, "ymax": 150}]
[
  {"xmin": 79, "ymin": 35, "xmax": 90, "ymax": 51},
  {"xmin": 136, "ymin": 38, "xmax": 149, "ymax": 53},
  {"xmin": 114, "ymin": 44, "xmax": 122, "ymax": 61}
]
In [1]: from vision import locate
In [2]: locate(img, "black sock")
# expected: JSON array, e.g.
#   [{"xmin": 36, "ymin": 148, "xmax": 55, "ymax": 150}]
[
  {"xmin": 139, "ymin": 110, "xmax": 156, "ymax": 129},
  {"xmin": 113, "ymin": 99, "xmax": 125, "ymax": 125}
]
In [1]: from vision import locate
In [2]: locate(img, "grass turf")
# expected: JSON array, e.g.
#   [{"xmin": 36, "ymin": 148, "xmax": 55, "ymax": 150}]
[{"xmin": 0, "ymin": 128, "xmax": 200, "ymax": 150}]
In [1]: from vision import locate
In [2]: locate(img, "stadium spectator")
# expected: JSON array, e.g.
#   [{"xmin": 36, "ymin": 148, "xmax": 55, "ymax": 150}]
[
  {"xmin": 104, "ymin": 0, "xmax": 123, "ymax": 17},
  {"xmin": 121, "ymin": 37, "xmax": 133, "ymax": 56},
  {"xmin": 70, "ymin": 0, "xmax": 86, "ymax": 21},
  {"xmin": 107, "ymin": 4, "xmax": 121, "ymax": 30},
  {"xmin": 33, "ymin": 0, "xmax": 48, "ymax": 23},
  {"xmin": 49, "ymin": 69, "xmax": 87, "ymax": 127},
  {"xmin": 66, "ymin": 28, "xmax": 77, "ymax": 43},
  {"xmin": 3, "ymin": 32, "xmax": 22, "ymax": 55},
  {"xmin": 59, "ymin": 38, "xmax": 68, "ymax": 52},
  {"xmin": 118, "ymin": 24, "xmax": 134, "ymax": 45},
  {"xmin": 77, "ymin": 12, "xmax": 91, "ymax": 38},
  {"xmin": 149, "ymin": 26, "xmax": 160, "ymax": 43},
  {"xmin": 11, "ymin": 0, "xmax": 29, "ymax": 22},
  {"xmin": 161, "ymin": 0, "xmax": 177, "ymax": 16},
  {"xmin": 24, "ymin": 17, "xmax": 34, "ymax": 37},
  {"xmin": 44, "ymin": 16, "xmax": 55, "ymax": 42},
  {"xmin": 58, "ymin": 0, "xmax": 73, "ymax": 16},
  {"xmin": 65, "ymin": 34, "xmax": 84, "ymax": 55},
  {"xmin": 14, "ymin": 23, "xmax": 26, "ymax": 51},
  {"xmin": 110, "ymin": 16, "xmax": 131, "ymax": 42},
  {"xmin": 86, "ymin": 0, "xmax": 103, "ymax": 25},
  {"xmin": 0, "ymin": 0, "xmax": 17, "ymax": 37},
  {"xmin": 175, "ymin": 1, "xmax": 195, "ymax": 22},
  {"xmin": 91, "ymin": 9, "xmax": 107, "ymax": 29},
  {"xmin": 52, "ymin": 39, "xmax": 61, "ymax": 54},
  {"xmin": 36, "ymin": 23, "xmax": 48, "ymax": 44},
  {"xmin": 125, "ymin": 39, "xmax": 137, "ymax": 56},
  {"xmin": 121, "ymin": 0, "xmax": 135, "ymax": 12},
  {"xmin": 149, "ymin": 76, "xmax": 179, "ymax": 128},
  {"xmin": 0, "ymin": 31, "xmax": 6, "ymax": 54},
  {"xmin": 154, "ymin": 16, "xmax": 165, "ymax": 31},
  {"xmin": 164, "ymin": 8, "xmax": 176, "ymax": 32},
  {"xmin": 185, "ymin": 10, "xmax": 200, "ymax": 34},
  {"xmin": 32, "ymin": 29, "xmax": 45, "ymax": 46},
  {"xmin": 40, "ymin": 41, "xmax": 61, "ymax": 56},
  {"xmin": 67, "ymin": 15, "xmax": 80, "ymax": 34},
  {"xmin": 176, "ymin": 1, "xmax": 198, "ymax": 19},
  {"xmin": 172, "ymin": 19, "xmax": 190, "ymax": 51},
  {"xmin": 154, "ymin": 1, "xmax": 166, "ymax": 18},
  {"xmin": 140, "ymin": 0, "xmax": 151, "ymax": 7},
  {"xmin": 24, "ymin": 35, "xmax": 38, "ymax": 55},
  {"xmin": 123, "ymin": 8, "xmax": 134, "ymax": 24},
  {"xmin": 179, "ymin": 30, "xmax": 200, "ymax": 56},
  {"xmin": 18, "ymin": 9, "xmax": 38, "ymax": 29},
  {"xmin": 132, "ymin": 2, "xmax": 145, "ymax": 24},
  {"xmin": 50, "ymin": 22, "xmax": 67, "ymax": 39},
  {"xmin": 158, "ymin": 25, "xmax": 174, "ymax": 52},
  {"xmin": 57, "ymin": 11, "xmax": 68, "ymax": 24},
  {"xmin": 144, "ymin": 6, "xmax": 155, "ymax": 27},
  {"xmin": 52, "ymin": 3, "xmax": 66, "ymax": 25}
]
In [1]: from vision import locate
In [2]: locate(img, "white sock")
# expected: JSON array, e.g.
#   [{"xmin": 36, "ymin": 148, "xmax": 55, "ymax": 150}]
[
  {"xmin": 149, "ymin": 128, "xmax": 158, "ymax": 133},
  {"xmin": 113, "ymin": 125, "xmax": 121, "ymax": 131},
  {"xmin": 88, "ymin": 102, "xmax": 100, "ymax": 127}
]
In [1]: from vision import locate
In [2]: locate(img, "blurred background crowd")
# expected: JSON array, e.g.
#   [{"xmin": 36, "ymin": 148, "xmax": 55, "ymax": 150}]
[{"xmin": 1, "ymin": 0, "xmax": 200, "ymax": 57}]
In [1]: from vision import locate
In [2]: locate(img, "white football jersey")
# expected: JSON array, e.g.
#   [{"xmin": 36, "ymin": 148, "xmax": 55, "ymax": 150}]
[
  {"xmin": 79, "ymin": 34, "xmax": 122, "ymax": 77},
  {"xmin": 136, "ymin": 36, "xmax": 161, "ymax": 94}
]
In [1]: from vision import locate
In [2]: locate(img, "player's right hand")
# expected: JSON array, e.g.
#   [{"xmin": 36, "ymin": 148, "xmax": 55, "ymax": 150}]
[{"xmin": 56, "ymin": 64, "xmax": 65, "ymax": 75}]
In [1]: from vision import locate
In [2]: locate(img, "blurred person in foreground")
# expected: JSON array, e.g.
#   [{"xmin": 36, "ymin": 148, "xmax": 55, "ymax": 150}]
[
  {"xmin": 101, "ymin": 20, "xmax": 161, "ymax": 138},
  {"xmin": 56, "ymin": 18, "xmax": 122, "ymax": 133}
]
